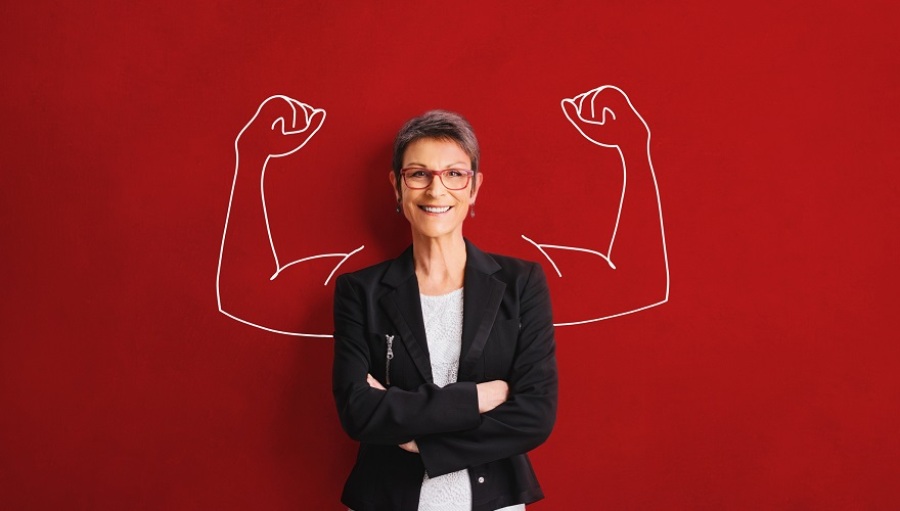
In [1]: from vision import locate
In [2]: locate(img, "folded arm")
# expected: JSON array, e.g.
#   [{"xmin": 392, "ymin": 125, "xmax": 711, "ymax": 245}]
[
  {"xmin": 332, "ymin": 273, "xmax": 487, "ymax": 444},
  {"xmin": 416, "ymin": 264, "xmax": 558, "ymax": 476}
]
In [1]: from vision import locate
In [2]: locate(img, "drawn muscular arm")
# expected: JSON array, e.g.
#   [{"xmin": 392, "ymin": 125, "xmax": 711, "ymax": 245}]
[
  {"xmin": 524, "ymin": 86, "xmax": 669, "ymax": 325},
  {"xmin": 216, "ymin": 96, "xmax": 362, "ymax": 337}
]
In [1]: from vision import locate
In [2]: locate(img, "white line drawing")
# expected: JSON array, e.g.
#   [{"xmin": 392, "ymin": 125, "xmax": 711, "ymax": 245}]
[
  {"xmin": 217, "ymin": 86, "xmax": 668, "ymax": 337},
  {"xmin": 521, "ymin": 85, "xmax": 669, "ymax": 326},
  {"xmin": 216, "ymin": 95, "xmax": 365, "ymax": 338}
]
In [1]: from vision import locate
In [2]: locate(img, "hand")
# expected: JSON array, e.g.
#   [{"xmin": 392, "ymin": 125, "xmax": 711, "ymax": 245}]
[
  {"xmin": 368, "ymin": 375, "xmax": 415, "ymax": 453},
  {"xmin": 561, "ymin": 85, "xmax": 649, "ymax": 149},
  {"xmin": 236, "ymin": 95, "xmax": 326, "ymax": 158},
  {"xmin": 366, "ymin": 373, "xmax": 386, "ymax": 391},
  {"xmin": 476, "ymin": 380, "xmax": 509, "ymax": 413},
  {"xmin": 399, "ymin": 440, "xmax": 419, "ymax": 453}
]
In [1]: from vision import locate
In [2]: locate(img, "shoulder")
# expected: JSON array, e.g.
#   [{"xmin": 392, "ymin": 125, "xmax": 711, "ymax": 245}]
[
  {"xmin": 486, "ymin": 251, "xmax": 540, "ymax": 275},
  {"xmin": 473, "ymin": 246, "xmax": 553, "ymax": 320},
  {"xmin": 337, "ymin": 258, "xmax": 392, "ymax": 284},
  {"xmin": 495, "ymin": 255, "xmax": 548, "ymax": 299},
  {"xmin": 467, "ymin": 241, "xmax": 545, "ymax": 287},
  {"xmin": 335, "ymin": 245, "xmax": 414, "ymax": 291},
  {"xmin": 333, "ymin": 261, "xmax": 392, "ymax": 302}
]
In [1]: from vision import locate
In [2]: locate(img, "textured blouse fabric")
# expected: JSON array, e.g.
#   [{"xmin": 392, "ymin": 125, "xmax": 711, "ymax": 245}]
[
  {"xmin": 418, "ymin": 289, "xmax": 470, "ymax": 511},
  {"xmin": 417, "ymin": 289, "xmax": 526, "ymax": 511}
]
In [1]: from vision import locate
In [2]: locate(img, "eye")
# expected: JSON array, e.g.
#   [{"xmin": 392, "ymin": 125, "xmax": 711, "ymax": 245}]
[
  {"xmin": 446, "ymin": 169, "xmax": 465, "ymax": 178},
  {"xmin": 407, "ymin": 170, "xmax": 429, "ymax": 178}
]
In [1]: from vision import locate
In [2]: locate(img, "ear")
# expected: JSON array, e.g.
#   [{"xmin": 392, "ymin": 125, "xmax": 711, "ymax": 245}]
[
  {"xmin": 389, "ymin": 171, "xmax": 401, "ymax": 201},
  {"xmin": 470, "ymin": 171, "xmax": 484, "ymax": 201}
]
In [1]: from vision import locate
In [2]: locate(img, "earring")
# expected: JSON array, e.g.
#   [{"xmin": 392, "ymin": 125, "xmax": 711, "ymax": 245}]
[
  {"xmin": 396, "ymin": 199, "xmax": 401, "ymax": 214},
  {"xmin": 469, "ymin": 205, "xmax": 476, "ymax": 218}
]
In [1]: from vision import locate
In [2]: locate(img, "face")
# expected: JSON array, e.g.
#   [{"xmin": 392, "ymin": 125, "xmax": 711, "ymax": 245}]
[{"xmin": 390, "ymin": 138, "xmax": 483, "ymax": 242}]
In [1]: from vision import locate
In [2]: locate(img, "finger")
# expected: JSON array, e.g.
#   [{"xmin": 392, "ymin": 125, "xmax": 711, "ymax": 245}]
[
  {"xmin": 561, "ymin": 98, "xmax": 581, "ymax": 127},
  {"xmin": 366, "ymin": 374, "xmax": 386, "ymax": 390},
  {"xmin": 561, "ymin": 94, "xmax": 604, "ymax": 145},
  {"xmin": 561, "ymin": 98, "xmax": 596, "ymax": 140},
  {"xmin": 306, "ymin": 107, "xmax": 326, "ymax": 134},
  {"xmin": 256, "ymin": 96, "xmax": 300, "ymax": 133},
  {"xmin": 575, "ymin": 89, "xmax": 594, "ymax": 116},
  {"xmin": 290, "ymin": 100, "xmax": 326, "ymax": 133},
  {"xmin": 276, "ymin": 96, "xmax": 301, "ymax": 130},
  {"xmin": 579, "ymin": 89, "xmax": 618, "ymax": 126},
  {"xmin": 288, "ymin": 98, "xmax": 311, "ymax": 128},
  {"xmin": 590, "ymin": 86, "xmax": 635, "ymax": 123},
  {"xmin": 586, "ymin": 87, "xmax": 607, "ymax": 119},
  {"xmin": 279, "ymin": 98, "xmax": 315, "ymax": 131}
]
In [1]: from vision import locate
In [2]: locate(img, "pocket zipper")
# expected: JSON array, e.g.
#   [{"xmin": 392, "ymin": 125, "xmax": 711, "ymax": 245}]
[{"xmin": 385, "ymin": 334, "xmax": 395, "ymax": 386}]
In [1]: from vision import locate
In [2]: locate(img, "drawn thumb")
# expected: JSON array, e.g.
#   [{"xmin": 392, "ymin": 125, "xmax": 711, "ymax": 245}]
[
  {"xmin": 306, "ymin": 108, "xmax": 326, "ymax": 132},
  {"xmin": 561, "ymin": 98, "xmax": 583, "ymax": 128}
]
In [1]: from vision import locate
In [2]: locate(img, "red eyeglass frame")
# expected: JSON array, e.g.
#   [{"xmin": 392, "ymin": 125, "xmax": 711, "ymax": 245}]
[{"xmin": 399, "ymin": 168, "xmax": 475, "ymax": 190}]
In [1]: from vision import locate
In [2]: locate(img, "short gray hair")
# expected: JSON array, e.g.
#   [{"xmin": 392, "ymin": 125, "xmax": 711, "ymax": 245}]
[{"xmin": 392, "ymin": 110, "xmax": 480, "ymax": 191}]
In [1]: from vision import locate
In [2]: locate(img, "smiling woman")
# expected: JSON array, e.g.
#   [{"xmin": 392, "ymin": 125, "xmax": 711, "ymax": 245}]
[
  {"xmin": 332, "ymin": 111, "xmax": 558, "ymax": 511},
  {"xmin": 392, "ymin": 138, "xmax": 482, "ymax": 260}
]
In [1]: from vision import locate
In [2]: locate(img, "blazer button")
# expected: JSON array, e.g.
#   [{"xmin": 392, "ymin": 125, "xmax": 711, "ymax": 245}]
[{"xmin": 477, "ymin": 476, "xmax": 485, "ymax": 484}]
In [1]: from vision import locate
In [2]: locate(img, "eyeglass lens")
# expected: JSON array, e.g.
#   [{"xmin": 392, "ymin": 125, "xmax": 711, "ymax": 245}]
[{"xmin": 403, "ymin": 169, "xmax": 471, "ymax": 190}]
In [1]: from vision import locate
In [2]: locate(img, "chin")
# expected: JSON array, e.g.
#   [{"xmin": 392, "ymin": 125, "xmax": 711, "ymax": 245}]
[{"xmin": 411, "ymin": 224, "xmax": 463, "ymax": 240}]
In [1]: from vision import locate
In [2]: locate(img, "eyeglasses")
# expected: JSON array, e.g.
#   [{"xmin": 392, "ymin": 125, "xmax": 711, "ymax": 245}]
[{"xmin": 400, "ymin": 168, "xmax": 475, "ymax": 190}]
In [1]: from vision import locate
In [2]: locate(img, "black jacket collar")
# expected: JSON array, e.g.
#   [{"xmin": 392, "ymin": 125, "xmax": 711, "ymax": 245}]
[{"xmin": 378, "ymin": 240, "xmax": 506, "ymax": 383}]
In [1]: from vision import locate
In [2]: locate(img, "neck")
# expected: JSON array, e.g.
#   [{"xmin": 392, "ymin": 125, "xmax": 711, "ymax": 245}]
[{"xmin": 412, "ymin": 233, "xmax": 467, "ymax": 295}]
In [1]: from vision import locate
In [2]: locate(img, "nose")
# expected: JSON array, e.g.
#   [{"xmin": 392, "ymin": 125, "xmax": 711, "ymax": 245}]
[{"xmin": 425, "ymin": 173, "xmax": 448, "ymax": 196}]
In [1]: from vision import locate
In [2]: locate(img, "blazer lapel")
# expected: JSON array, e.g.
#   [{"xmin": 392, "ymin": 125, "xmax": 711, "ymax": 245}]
[
  {"xmin": 379, "ymin": 247, "xmax": 433, "ymax": 383},
  {"xmin": 459, "ymin": 241, "xmax": 505, "ymax": 382},
  {"xmin": 377, "ymin": 242, "xmax": 505, "ymax": 384}
]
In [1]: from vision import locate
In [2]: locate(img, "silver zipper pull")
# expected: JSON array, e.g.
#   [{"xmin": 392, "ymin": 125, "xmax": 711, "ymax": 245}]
[{"xmin": 385, "ymin": 335, "xmax": 395, "ymax": 386}]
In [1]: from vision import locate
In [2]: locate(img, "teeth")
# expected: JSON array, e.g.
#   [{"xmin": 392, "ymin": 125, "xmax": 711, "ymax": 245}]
[{"xmin": 422, "ymin": 206, "xmax": 451, "ymax": 213}]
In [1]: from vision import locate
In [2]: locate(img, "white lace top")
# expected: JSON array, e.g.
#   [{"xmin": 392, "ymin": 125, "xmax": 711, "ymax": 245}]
[
  {"xmin": 418, "ymin": 288, "xmax": 469, "ymax": 511},
  {"xmin": 416, "ymin": 289, "xmax": 526, "ymax": 511}
]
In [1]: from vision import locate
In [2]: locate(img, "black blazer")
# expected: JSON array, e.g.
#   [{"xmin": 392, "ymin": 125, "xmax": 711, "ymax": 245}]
[{"xmin": 332, "ymin": 241, "xmax": 558, "ymax": 511}]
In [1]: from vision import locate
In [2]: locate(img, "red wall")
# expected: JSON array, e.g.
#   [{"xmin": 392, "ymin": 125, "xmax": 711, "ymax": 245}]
[{"xmin": 2, "ymin": 1, "xmax": 899, "ymax": 509}]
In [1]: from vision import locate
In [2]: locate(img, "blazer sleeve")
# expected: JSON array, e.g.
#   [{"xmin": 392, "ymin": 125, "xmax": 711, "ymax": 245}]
[
  {"xmin": 332, "ymin": 273, "xmax": 482, "ymax": 445},
  {"xmin": 416, "ymin": 263, "xmax": 558, "ymax": 477}
]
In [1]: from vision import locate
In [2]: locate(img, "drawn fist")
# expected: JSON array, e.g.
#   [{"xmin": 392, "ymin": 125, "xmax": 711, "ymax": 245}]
[
  {"xmin": 237, "ymin": 95, "xmax": 326, "ymax": 158},
  {"xmin": 561, "ymin": 86, "xmax": 649, "ymax": 149}
]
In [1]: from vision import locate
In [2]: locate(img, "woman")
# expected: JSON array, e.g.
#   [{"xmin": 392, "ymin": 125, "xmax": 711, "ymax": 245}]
[{"xmin": 332, "ymin": 110, "xmax": 557, "ymax": 511}]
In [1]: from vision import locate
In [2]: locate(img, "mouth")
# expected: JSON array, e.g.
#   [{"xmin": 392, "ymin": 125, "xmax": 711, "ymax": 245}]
[{"xmin": 418, "ymin": 205, "xmax": 452, "ymax": 214}]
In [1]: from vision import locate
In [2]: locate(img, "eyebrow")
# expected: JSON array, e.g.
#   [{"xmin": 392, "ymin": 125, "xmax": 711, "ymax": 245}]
[{"xmin": 402, "ymin": 161, "xmax": 470, "ymax": 168}]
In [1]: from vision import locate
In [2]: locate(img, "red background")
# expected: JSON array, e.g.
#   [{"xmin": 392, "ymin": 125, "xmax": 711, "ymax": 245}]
[{"xmin": 2, "ymin": 1, "xmax": 899, "ymax": 509}]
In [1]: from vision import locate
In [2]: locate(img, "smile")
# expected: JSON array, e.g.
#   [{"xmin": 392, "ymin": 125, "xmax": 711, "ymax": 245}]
[{"xmin": 419, "ymin": 205, "xmax": 452, "ymax": 214}]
